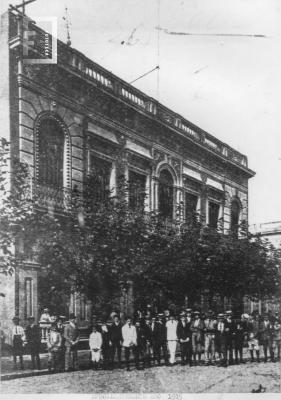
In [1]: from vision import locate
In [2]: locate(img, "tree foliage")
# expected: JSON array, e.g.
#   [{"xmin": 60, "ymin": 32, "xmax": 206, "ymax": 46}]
[{"xmin": 0, "ymin": 146, "xmax": 280, "ymax": 313}]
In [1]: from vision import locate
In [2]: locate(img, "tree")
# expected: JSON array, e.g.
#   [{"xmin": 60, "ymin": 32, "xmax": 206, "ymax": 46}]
[
  {"xmin": 0, "ymin": 140, "xmax": 35, "ymax": 277},
  {"xmin": 1, "ymin": 138, "xmax": 280, "ymax": 316},
  {"xmin": 36, "ymin": 175, "xmax": 152, "ymax": 313}
]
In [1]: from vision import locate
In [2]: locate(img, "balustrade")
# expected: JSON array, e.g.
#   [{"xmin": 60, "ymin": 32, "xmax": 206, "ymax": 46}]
[
  {"xmin": 33, "ymin": 182, "xmax": 71, "ymax": 210},
  {"xmin": 57, "ymin": 32, "xmax": 249, "ymax": 169}
]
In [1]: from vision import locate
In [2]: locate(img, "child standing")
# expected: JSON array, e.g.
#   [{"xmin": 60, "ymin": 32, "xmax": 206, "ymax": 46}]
[
  {"xmin": 89, "ymin": 324, "xmax": 103, "ymax": 370},
  {"xmin": 47, "ymin": 323, "xmax": 62, "ymax": 372}
]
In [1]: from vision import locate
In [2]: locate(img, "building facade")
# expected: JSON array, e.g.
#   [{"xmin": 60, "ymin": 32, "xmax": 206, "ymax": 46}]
[{"xmin": 0, "ymin": 10, "xmax": 255, "ymax": 331}]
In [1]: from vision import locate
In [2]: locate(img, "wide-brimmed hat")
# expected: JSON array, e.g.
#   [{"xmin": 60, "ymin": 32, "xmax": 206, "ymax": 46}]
[
  {"xmin": 28, "ymin": 316, "xmax": 35, "ymax": 321},
  {"xmin": 218, "ymin": 313, "xmax": 224, "ymax": 319}
]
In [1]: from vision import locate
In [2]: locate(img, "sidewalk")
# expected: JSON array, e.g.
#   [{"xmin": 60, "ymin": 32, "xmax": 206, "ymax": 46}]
[
  {"xmin": 1, "ymin": 347, "xmax": 256, "ymax": 382},
  {"xmin": 0, "ymin": 350, "xmax": 91, "ymax": 381}
]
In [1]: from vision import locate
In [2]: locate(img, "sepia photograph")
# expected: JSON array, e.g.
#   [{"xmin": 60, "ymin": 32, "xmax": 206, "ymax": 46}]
[{"xmin": 0, "ymin": 0, "xmax": 281, "ymax": 395}]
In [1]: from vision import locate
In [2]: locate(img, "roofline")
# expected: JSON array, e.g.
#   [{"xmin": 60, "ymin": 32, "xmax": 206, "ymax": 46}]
[{"xmin": 7, "ymin": 9, "xmax": 255, "ymax": 176}]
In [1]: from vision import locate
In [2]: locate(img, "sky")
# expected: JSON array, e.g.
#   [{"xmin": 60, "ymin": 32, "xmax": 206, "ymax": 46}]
[{"xmin": 2, "ymin": 0, "xmax": 281, "ymax": 225}]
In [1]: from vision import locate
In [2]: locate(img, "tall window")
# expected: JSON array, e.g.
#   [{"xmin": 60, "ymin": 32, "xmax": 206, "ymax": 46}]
[
  {"xmin": 185, "ymin": 192, "xmax": 198, "ymax": 221},
  {"xmin": 38, "ymin": 118, "xmax": 65, "ymax": 187},
  {"xmin": 24, "ymin": 278, "xmax": 33, "ymax": 318},
  {"xmin": 208, "ymin": 201, "xmax": 220, "ymax": 228},
  {"xmin": 230, "ymin": 200, "xmax": 240, "ymax": 235},
  {"xmin": 158, "ymin": 169, "xmax": 174, "ymax": 218},
  {"xmin": 90, "ymin": 155, "xmax": 112, "ymax": 202},
  {"xmin": 128, "ymin": 170, "xmax": 146, "ymax": 210}
]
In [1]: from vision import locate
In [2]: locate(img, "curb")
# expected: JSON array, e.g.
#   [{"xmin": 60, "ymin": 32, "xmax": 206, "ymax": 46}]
[
  {"xmin": 1, "ymin": 369, "xmax": 50, "ymax": 381},
  {"xmin": 1, "ymin": 365, "xmax": 94, "ymax": 381}
]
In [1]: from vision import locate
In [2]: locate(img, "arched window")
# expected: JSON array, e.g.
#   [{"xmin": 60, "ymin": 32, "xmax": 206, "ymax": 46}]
[
  {"xmin": 158, "ymin": 169, "xmax": 174, "ymax": 218},
  {"xmin": 230, "ymin": 200, "xmax": 240, "ymax": 235},
  {"xmin": 37, "ymin": 117, "xmax": 65, "ymax": 188}
]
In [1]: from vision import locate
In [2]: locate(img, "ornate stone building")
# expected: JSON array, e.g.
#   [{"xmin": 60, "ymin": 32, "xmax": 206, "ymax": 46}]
[{"xmin": 0, "ymin": 10, "xmax": 255, "ymax": 330}]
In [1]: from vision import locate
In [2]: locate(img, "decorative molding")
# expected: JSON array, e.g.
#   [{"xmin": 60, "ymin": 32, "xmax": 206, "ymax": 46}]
[{"xmin": 34, "ymin": 111, "xmax": 72, "ymax": 189}]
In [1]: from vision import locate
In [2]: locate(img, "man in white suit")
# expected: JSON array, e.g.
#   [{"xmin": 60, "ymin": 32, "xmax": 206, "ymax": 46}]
[
  {"xmin": 122, "ymin": 317, "xmax": 137, "ymax": 371},
  {"xmin": 166, "ymin": 314, "xmax": 178, "ymax": 365}
]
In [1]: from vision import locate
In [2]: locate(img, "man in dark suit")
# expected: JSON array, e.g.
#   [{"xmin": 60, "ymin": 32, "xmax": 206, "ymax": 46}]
[
  {"xmin": 177, "ymin": 312, "xmax": 192, "ymax": 366},
  {"xmin": 109, "ymin": 315, "xmax": 123, "ymax": 368},
  {"xmin": 215, "ymin": 313, "xmax": 227, "ymax": 367},
  {"xmin": 224, "ymin": 310, "xmax": 236, "ymax": 365},
  {"xmin": 260, "ymin": 314, "xmax": 274, "ymax": 362},
  {"xmin": 203, "ymin": 310, "xmax": 217, "ymax": 365},
  {"xmin": 64, "ymin": 313, "xmax": 80, "ymax": 371},
  {"xmin": 25, "ymin": 316, "xmax": 41, "ymax": 370},
  {"xmin": 143, "ymin": 316, "xmax": 152, "ymax": 367},
  {"xmin": 150, "ymin": 316, "xmax": 158, "ymax": 365},
  {"xmin": 234, "ymin": 316, "xmax": 247, "ymax": 364},
  {"xmin": 135, "ymin": 319, "xmax": 147, "ymax": 369},
  {"xmin": 101, "ymin": 320, "xmax": 112, "ymax": 370},
  {"xmin": 155, "ymin": 313, "xmax": 168, "ymax": 365}
]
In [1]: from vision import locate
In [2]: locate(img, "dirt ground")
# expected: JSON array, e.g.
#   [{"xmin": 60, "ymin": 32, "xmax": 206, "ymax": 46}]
[{"xmin": 1, "ymin": 361, "xmax": 281, "ymax": 393}]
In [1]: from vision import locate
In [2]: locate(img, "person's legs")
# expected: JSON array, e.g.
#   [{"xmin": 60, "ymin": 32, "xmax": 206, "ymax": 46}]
[
  {"xmin": 31, "ymin": 352, "xmax": 35, "ymax": 369},
  {"xmin": 191, "ymin": 334, "xmax": 195, "ymax": 357},
  {"xmin": 36, "ymin": 352, "xmax": 41, "ymax": 369},
  {"xmin": 204, "ymin": 335, "xmax": 210, "ymax": 364},
  {"xmin": 162, "ymin": 342, "xmax": 169, "ymax": 365},
  {"xmin": 263, "ymin": 344, "xmax": 268, "ymax": 362},
  {"xmin": 19, "ymin": 354, "xmax": 24, "ymax": 369},
  {"xmin": 64, "ymin": 346, "xmax": 71, "ymax": 371},
  {"xmin": 117, "ymin": 345, "xmax": 122, "ymax": 366},
  {"xmin": 183, "ymin": 342, "xmax": 189, "ymax": 364},
  {"xmin": 96, "ymin": 350, "xmax": 101, "ymax": 369},
  {"xmin": 124, "ymin": 347, "xmax": 130, "ymax": 371},
  {"xmin": 146, "ymin": 343, "xmax": 151, "ymax": 367},
  {"xmin": 269, "ymin": 339, "xmax": 274, "ymax": 361},
  {"xmin": 73, "ymin": 347, "xmax": 78, "ymax": 370},
  {"xmin": 13, "ymin": 353, "xmax": 17, "ymax": 369},
  {"xmin": 180, "ymin": 343, "xmax": 185, "ymax": 365},
  {"xmin": 169, "ymin": 341, "xmax": 177, "ymax": 364},
  {"xmin": 54, "ymin": 351, "xmax": 60, "ymax": 371},
  {"xmin": 221, "ymin": 340, "xmax": 227, "ymax": 367}
]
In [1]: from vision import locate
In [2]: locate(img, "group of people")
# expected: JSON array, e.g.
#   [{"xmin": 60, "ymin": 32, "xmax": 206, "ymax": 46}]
[
  {"xmin": 10, "ymin": 307, "xmax": 281, "ymax": 373},
  {"xmin": 11, "ymin": 313, "xmax": 79, "ymax": 372}
]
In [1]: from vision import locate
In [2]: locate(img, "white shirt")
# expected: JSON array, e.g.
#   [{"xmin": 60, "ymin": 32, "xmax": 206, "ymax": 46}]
[
  {"xmin": 89, "ymin": 331, "xmax": 103, "ymax": 350},
  {"xmin": 39, "ymin": 313, "xmax": 52, "ymax": 323},
  {"xmin": 12, "ymin": 325, "xmax": 25, "ymax": 340},
  {"xmin": 48, "ymin": 331, "xmax": 62, "ymax": 350},
  {"xmin": 218, "ymin": 322, "xmax": 224, "ymax": 332},
  {"xmin": 166, "ymin": 320, "xmax": 178, "ymax": 341},
  {"xmin": 122, "ymin": 324, "xmax": 137, "ymax": 347}
]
